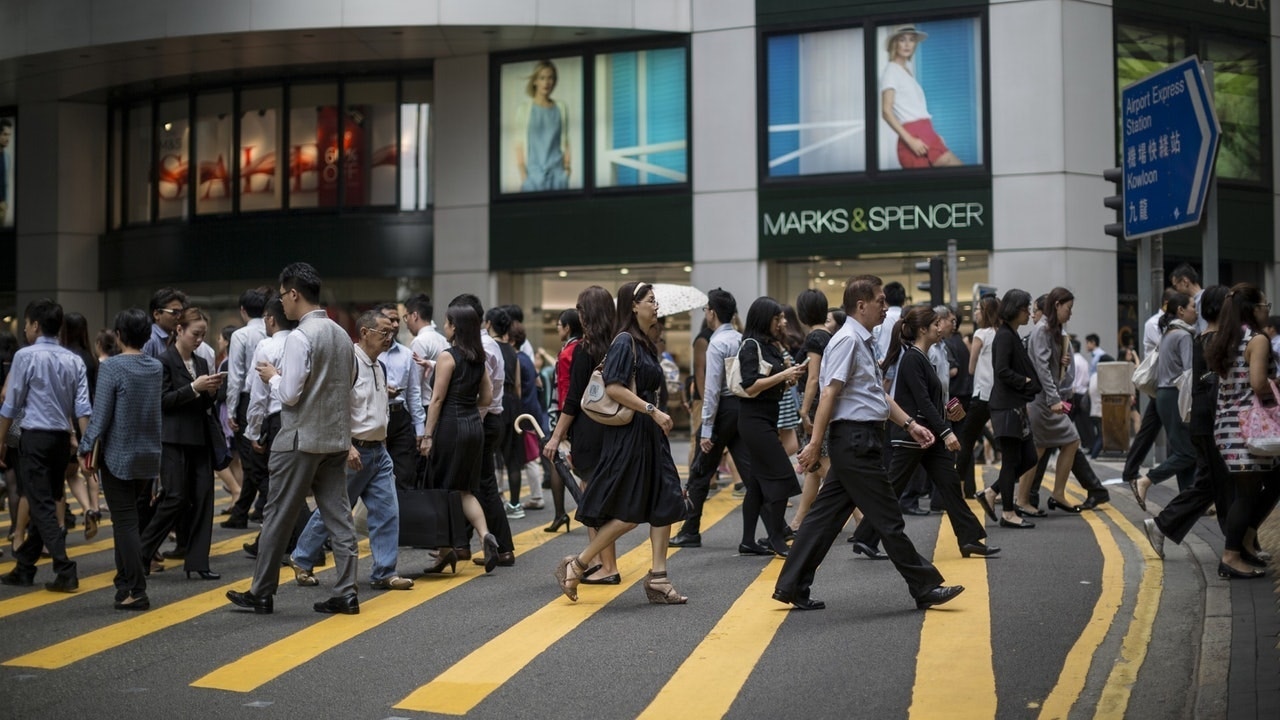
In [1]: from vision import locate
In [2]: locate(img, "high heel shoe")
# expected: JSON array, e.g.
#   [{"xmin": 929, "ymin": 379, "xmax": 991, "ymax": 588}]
[
  {"xmin": 186, "ymin": 570, "xmax": 221, "ymax": 580},
  {"xmin": 423, "ymin": 548, "xmax": 458, "ymax": 575},
  {"xmin": 975, "ymin": 490, "xmax": 997, "ymax": 522},
  {"xmin": 1047, "ymin": 497, "xmax": 1082, "ymax": 513},
  {"xmin": 643, "ymin": 570, "xmax": 688, "ymax": 605},
  {"xmin": 555, "ymin": 555, "xmax": 587, "ymax": 601},
  {"xmin": 483, "ymin": 533, "xmax": 501, "ymax": 574},
  {"xmin": 1218, "ymin": 561, "xmax": 1265, "ymax": 579},
  {"xmin": 544, "ymin": 514, "xmax": 570, "ymax": 533}
]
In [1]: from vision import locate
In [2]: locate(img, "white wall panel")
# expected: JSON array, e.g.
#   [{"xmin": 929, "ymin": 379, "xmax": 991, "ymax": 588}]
[
  {"xmin": 694, "ymin": 191, "xmax": 757, "ymax": 263},
  {"xmin": 990, "ymin": 0, "xmax": 1065, "ymax": 175},
  {"xmin": 342, "ymin": 0, "xmax": 441, "ymax": 27},
  {"xmin": 691, "ymin": 27, "xmax": 756, "ymax": 193},
  {"xmin": 91, "ymin": 0, "xmax": 167, "ymax": 46},
  {"xmin": 992, "ymin": 173, "xmax": 1066, "ymax": 251},
  {"xmin": 439, "ymin": 0, "xmax": 536, "ymax": 27},
  {"xmin": 692, "ymin": 0, "xmax": 753, "ymax": 31},
  {"xmin": 634, "ymin": 0, "xmax": 691, "ymax": 33},
  {"xmin": 253, "ymin": 0, "xmax": 343, "ymax": 32},
  {"xmin": 165, "ymin": 0, "xmax": 254, "ymax": 37},
  {"xmin": 538, "ymin": 0, "xmax": 633, "ymax": 29}
]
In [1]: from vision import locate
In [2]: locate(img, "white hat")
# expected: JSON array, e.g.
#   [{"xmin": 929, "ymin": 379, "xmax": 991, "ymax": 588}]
[{"xmin": 886, "ymin": 25, "xmax": 928, "ymax": 52}]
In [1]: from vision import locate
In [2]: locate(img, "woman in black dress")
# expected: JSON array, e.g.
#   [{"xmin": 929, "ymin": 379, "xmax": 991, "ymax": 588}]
[
  {"xmin": 543, "ymin": 286, "xmax": 621, "ymax": 583},
  {"xmin": 554, "ymin": 281, "xmax": 688, "ymax": 604},
  {"xmin": 423, "ymin": 305, "xmax": 496, "ymax": 573},
  {"xmin": 736, "ymin": 297, "xmax": 807, "ymax": 557},
  {"xmin": 977, "ymin": 290, "xmax": 1042, "ymax": 529}
]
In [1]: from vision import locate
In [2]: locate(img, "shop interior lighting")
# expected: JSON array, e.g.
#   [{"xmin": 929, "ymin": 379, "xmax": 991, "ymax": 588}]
[
  {"xmin": 682, "ymin": 266, "xmax": 692, "ymax": 273},
  {"xmin": 558, "ymin": 271, "xmax": 568, "ymax": 278},
  {"xmin": 620, "ymin": 268, "xmax": 630, "ymax": 275}
]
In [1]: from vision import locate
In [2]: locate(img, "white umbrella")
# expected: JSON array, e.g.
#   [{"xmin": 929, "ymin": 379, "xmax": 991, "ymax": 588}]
[{"xmin": 651, "ymin": 283, "xmax": 708, "ymax": 318}]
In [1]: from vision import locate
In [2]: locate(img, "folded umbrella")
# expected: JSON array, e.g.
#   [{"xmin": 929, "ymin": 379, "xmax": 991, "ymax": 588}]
[{"xmin": 515, "ymin": 413, "xmax": 583, "ymax": 505}]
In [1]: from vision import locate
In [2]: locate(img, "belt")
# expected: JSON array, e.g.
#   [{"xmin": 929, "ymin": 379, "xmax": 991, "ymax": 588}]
[
  {"xmin": 351, "ymin": 438, "xmax": 383, "ymax": 449},
  {"xmin": 389, "ymin": 402, "xmax": 406, "ymax": 413}
]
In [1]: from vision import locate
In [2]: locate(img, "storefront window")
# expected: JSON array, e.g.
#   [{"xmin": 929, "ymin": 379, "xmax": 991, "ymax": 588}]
[
  {"xmin": 345, "ymin": 80, "xmax": 398, "ymax": 207},
  {"xmin": 289, "ymin": 84, "xmax": 339, "ymax": 209},
  {"xmin": 875, "ymin": 19, "xmax": 984, "ymax": 171},
  {"xmin": 497, "ymin": 56, "xmax": 585, "ymax": 194},
  {"xmin": 195, "ymin": 92, "xmax": 233, "ymax": 215},
  {"xmin": 400, "ymin": 79, "xmax": 432, "ymax": 211},
  {"xmin": 1202, "ymin": 35, "xmax": 1265, "ymax": 182},
  {"xmin": 766, "ymin": 27, "xmax": 867, "ymax": 176},
  {"xmin": 240, "ymin": 87, "xmax": 282, "ymax": 212},
  {"xmin": 156, "ymin": 98, "xmax": 189, "ymax": 220},
  {"xmin": 127, "ymin": 101, "xmax": 153, "ymax": 224},
  {"xmin": 110, "ymin": 108, "xmax": 121, "ymax": 229},
  {"xmin": 1, "ymin": 112, "xmax": 15, "ymax": 229},
  {"xmin": 594, "ymin": 47, "xmax": 688, "ymax": 187}
]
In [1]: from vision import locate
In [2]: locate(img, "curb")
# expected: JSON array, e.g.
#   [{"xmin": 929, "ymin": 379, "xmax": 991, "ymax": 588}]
[{"xmin": 1183, "ymin": 527, "xmax": 1230, "ymax": 719}]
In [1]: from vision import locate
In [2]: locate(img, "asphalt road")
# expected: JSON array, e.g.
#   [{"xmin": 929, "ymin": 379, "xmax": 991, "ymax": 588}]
[{"xmin": 0, "ymin": 453, "xmax": 1214, "ymax": 720}]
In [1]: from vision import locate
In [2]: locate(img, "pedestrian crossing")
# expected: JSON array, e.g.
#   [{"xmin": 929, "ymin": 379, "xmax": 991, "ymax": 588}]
[{"xmin": 0, "ymin": 477, "xmax": 1168, "ymax": 719}]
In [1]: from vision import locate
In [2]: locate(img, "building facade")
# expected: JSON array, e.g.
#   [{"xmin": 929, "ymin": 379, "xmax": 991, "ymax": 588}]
[{"xmin": 0, "ymin": 0, "xmax": 1274, "ymax": 355}]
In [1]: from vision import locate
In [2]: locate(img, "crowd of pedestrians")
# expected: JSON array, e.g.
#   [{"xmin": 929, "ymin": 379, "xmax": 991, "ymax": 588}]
[{"xmin": 0, "ymin": 263, "xmax": 1274, "ymax": 618}]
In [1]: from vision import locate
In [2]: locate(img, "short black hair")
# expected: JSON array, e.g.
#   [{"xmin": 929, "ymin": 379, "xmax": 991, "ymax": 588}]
[
  {"xmin": 1200, "ymin": 285, "xmax": 1228, "ymax": 324},
  {"xmin": 279, "ymin": 262, "xmax": 322, "ymax": 304},
  {"xmin": 558, "ymin": 308, "xmax": 582, "ymax": 337},
  {"xmin": 1086, "ymin": 333, "xmax": 1101, "ymax": 346},
  {"xmin": 0, "ymin": 118, "xmax": 11, "ymax": 132},
  {"xmin": 374, "ymin": 302, "xmax": 398, "ymax": 315},
  {"xmin": 221, "ymin": 325, "xmax": 237, "ymax": 344},
  {"xmin": 796, "ymin": 288, "xmax": 829, "ymax": 327},
  {"xmin": 405, "ymin": 293, "xmax": 433, "ymax": 322},
  {"xmin": 502, "ymin": 304, "xmax": 525, "ymax": 323},
  {"xmin": 113, "ymin": 308, "xmax": 151, "ymax": 350},
  {"xmin": 24, "ymin": 298, "xmax": 63, "ymax": 337},
  {"xmin": 239, "ymin": 286, "xmax": 272, "ymax": 318},
  {"xmin": 884, "ymin": 282, "xmax": 906, "ymax": 307},
  {"xmin": 149, "ymin": 287, "xmax": 188, "ymax": 314},
  {"xmin": 485, "ymin": 307, "xmax": 512, "ymax": 336},
  {"xmin": 706, "ymin": 288, "xmax": 736, "ymax": 325},
  {"xmin": 450, "ymin": 294, "xmax": 484, "ymax": 320},
  {"xmin": 263, "ymin": 297, "xmax": 292, "ymax": 330},
  {"xmin": 1170, "ymin": 263, "xmax": 1200, "ymax": 287}
]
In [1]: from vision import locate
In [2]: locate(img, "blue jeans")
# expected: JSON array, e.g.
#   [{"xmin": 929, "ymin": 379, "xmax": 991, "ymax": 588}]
[{"xmin": 292, "ymin": 443, "xmax": 400, "ymax": 582}]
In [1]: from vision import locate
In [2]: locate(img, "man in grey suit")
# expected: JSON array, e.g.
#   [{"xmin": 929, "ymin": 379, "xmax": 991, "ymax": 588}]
[{"xmin": 227, "ymin": 262, "xmax": 360, "ymax": 616}]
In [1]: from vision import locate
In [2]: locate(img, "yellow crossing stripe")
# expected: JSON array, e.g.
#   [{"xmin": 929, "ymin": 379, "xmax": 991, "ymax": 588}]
[
  {"xmin": 636, "ymin": 560, "xmax": 785, "ymax": 720},
  {"xmin": 0, "ymin": 531, "xmax": 257, "ymax": 620},
  {"xmin": 393, "ymin": 490, "xmax": 741, "ymax": 715},
  {"xmin": 909, "ymin": 496, "xmax": 996, "ymax": 719},
  {"xmin": 191, "ymin": 526, "xmax": 564, "ymax": 692},
  {"xmin": 3, "ymin": 542, "xmax": 373, "ymax": 670}
]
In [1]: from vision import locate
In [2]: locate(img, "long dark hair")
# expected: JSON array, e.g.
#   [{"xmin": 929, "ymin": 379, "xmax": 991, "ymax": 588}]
[
  {"xmin": 614, "ymin": 281, "xmax": 659, "ymax": 357},
  {"xmin": 743, "ymin": 296, "xmax": 784, "ymax": 346},
  {"xmin": 576, "ymin": 285, "xmax": 615, "ymax": 361},
  {"xmin": 445, "ymin": 304, "xmax": 484, "ymax": 362},
  {"xmin": 977, "ymin": 295, "xmax": 999, "ymax": 330},
  {"xmin": 1159, "ymin": 292, "xmax": 1192, "ymax": 333},
  {"xmin": 1206, "ymin": 283, "xmax": 1266, "ymax": 375},
  {"xmin": 780, "ymin": 304, "xmax": 805, "ymax": 353},
  {"xmin": 882, "ymin": 305, "xmax": 937, "ymax": 371},
  {"xmin": 1043, "ymin": 287, "xmax": 1075, "ymax": 337}
]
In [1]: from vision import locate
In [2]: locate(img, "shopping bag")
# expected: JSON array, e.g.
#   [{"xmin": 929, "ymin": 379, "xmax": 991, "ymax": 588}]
[
  {"xmin": 397, "ymin": 465, "xmax": 467, "ymax": 548},
  {"xmin": 1240, "ymin": 380, "xmax": 1280, "ymax": 457}
]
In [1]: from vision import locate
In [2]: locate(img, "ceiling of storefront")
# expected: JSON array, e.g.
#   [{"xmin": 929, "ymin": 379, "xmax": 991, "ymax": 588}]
[{"xmin": 0, "ymin": 25, "xmax": 656, "ymax": 105}]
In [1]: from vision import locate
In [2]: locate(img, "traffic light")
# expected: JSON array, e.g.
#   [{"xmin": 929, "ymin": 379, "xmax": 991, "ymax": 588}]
[
  {"xmin": 1104, "ymin": 167, "xmax": 1125, "ymax": 240},
  {"xmin": 914, "ymin": 256, "xmax": 945, "ymax": 307}
]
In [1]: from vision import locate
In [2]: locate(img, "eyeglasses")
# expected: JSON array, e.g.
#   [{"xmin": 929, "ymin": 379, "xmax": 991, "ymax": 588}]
[
  {"xmin": 157, "ymin": 308, "xmax": 183, "ymax": 317},
  {"xmin": 1260, "ymin": 303, "xmax": 1272, "ymax": 311},
  {"xmin": 365, "ymin": 327, "xmax": 393, "ymax": 338}
]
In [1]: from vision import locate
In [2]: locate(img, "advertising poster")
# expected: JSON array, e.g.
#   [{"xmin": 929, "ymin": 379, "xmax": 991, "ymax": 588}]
[
  {"xmin": 498, "ymin": 56, "xmax": 584, "ymax": 194},
  {"xmin": 240, "ymin": 108, "xmax": 279, "ymax": 211},
  {"xmin": 157, "ymin": 118, "xmax": 189, "ymax": 219},
  {"xmin": 766, "ymin": 28, "xmax": 866, "ymax": 177},
  {"xmin": 196, "ymin": 113, "xmax": 233, "ymax": 215},
  {"xmin": 345, "ymin": 104, "xmax": 398, "ymax": 207},
  {"xmin": 0, "ymin": 114, "xmax": 13, "ymax": 228},
  {"xmin": 876, "ymin": 19, "xmax": 984, "ymax": 171},
  {"xmin": 594, "ymin": 47, "xmax": 688, "ymax": 187}
]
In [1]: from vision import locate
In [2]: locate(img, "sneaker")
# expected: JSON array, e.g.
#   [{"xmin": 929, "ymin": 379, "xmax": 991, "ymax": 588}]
[
  {"xmin": 370, "ymin": 576, "xmax": 414, "ymax": 591},
  {"xmin": 522, "ymin": 497, "xmax": 545, "ymax": 510},
  {"xmin": 505, "ymin": 503, "xmax": 526, "ymax": 519}
]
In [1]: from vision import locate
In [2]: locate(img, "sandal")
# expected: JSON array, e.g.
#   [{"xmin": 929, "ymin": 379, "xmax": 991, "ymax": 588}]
[
  {"xmin": 84, "ymin": 510, "xmax": 102, "ymax": 540},
  {"xmin": 643, "ymin": 570, "xmax": 688, "ymax": 605},
  {"xmin": 554, "ymin": 556, "xmax": 587, "ymax": 601}
]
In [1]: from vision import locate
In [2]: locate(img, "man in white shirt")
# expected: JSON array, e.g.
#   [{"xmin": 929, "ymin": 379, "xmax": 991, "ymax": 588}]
[
  {"xmin": 1169, "ymin": 264, "xmax": 1207, "ymax": 333},
  {"xmin": 872, "ymin": 281, "xmax": 906, "ymax": 363},
  {"xmin": 406, "ymin": 293, "xmax": 449, "ymax": 435},
  {"xmin": 288, "ymin": 310, "xmax": 414, "ymax": 592},
  {"xmin": 450, "ymin": 294, "xmax": 515, "ymax": 568},
  {"xmin": 375, "ymin": 303, "xmax": 424, "ymax": 491},
  {"xmin": 223, "ymin": 287, "xmax": 271, "ymax": 529}
]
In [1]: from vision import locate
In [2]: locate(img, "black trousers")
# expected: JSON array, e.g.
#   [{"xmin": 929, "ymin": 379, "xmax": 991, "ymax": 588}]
[
  {"xmin": 855, "ymin": 442, "xmax": 986, "ymax": 550},
  {"xmin": 1154, "ymin": 434, "xmax": 1232, "ymax": 544},
  {"xmin": 956, "ymin": 398, "xmax": 992, "ymax": 498},
  {"xmin": 11, "ymin": 430, "xmax": 76, "ymax": 580},
  {"xmin": 141, "ymin": 443, "xmax": 214, "ymax": 572},
  {"xmin": 101, "ymin": 468, "xmax": 150, "ymax": 601},
  {"xmin": 230, "ymin": 393, "xmax": 269, "ymax": 520},
  {"xmin": 680, "ymin": 397, "xmax": 752, "ymax": 536},
  {"xmin": 776, "ymin": 421, "xmax": 945, "ymax": 603},
  {"xmin": 1123, "ymin": 397, "xmax": 1163, "ymax": 481},
  {"xmin": 385, "ymin": 404, "xmax": 417, "ymax": 491},
  {"xmin": 476, "ymin": 412, "xmax": 515, "ymax": 552}
]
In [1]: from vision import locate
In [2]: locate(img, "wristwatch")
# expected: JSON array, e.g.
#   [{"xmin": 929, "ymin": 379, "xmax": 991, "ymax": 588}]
[
  {"xmin": 903, "ymin": 418, "xmax": 915, "ymax": 431},
  {"xmin": 645, "ymin": 403, "xmax": 656, "ymax": 415}
]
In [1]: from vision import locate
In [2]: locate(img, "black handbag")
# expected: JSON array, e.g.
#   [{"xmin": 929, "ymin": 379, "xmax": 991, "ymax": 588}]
[{"xmin": 397, "ymin": 463, "xmax": 467, "ymax": 548}]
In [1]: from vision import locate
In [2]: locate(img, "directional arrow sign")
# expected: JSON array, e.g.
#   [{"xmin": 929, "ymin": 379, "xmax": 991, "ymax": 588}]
[{"xmin": 1119, "ymin": 55, "xmax": 1221, "ymax": 239}]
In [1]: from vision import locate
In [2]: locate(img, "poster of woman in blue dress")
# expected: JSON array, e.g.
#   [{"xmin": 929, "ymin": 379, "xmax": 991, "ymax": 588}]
[{"xmin": 500, "ymin": 57, "xmax": 583, "ymax": 194}]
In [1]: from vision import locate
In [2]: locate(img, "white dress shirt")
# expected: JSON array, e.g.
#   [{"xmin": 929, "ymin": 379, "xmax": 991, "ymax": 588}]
[
  {"xmin": 351, "ymin": 344, "xmax": 389, "ymax": 442},
  {"xmin": 1143, "ymin": 312, "xmax": 1162, "ymax": 356},
  {"xmin": 873, "ymin": 305, "xmax": 902, "ymax": 362},
  {"xmin": 410, "ymin": 322, "xmax": 449, "ymax": 407},
  {"xmin": 226, "ymin": 317, "xmax": 267, "ymax": 417},
  {"xmin": 1072, "ymin": 352, "xmax": 1091, "ymax": 396},
  {"xmin": 480, "ymin": 332, "xmax": 505, "ymax": 417},
  {"xmin": 380, "ymin": 341, "xmax": 425, "ymax": 436},
  {"xmin": 246, "ymin": 329, "xmax": 289, "ymax": 441},
  {"xmin": 700, "ymin": 323, "xmax": 742, "ymax": 439},
  {"xmin": 268, "ymin": 310, "xmax": 355, "ymax": 407}
]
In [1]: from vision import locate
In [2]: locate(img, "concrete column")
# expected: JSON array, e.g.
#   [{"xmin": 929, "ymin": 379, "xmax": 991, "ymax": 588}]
[
  {"xmin": 1271, "ymin": 8, "xmax": 1280, "ymax": 301},
  {"xmin": 431, "ymin": 54, "xmax": 492, "ymax": 313},
  {"xmin": 989, "ymin": 0, "xmax": 1119, "ymax": 351},
  {"xmin": 15, "ymin": 101, "xmax": 106, "ymax": 327},
  {"xmin": 689, "ymin": 2, "xmax": 759, "ymax": 306}
]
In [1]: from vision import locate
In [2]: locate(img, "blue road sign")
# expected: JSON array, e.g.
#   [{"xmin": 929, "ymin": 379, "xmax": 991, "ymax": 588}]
[{"xmin": 1119, "ymin": 56, "xmax": 1221, "ymax": 239}]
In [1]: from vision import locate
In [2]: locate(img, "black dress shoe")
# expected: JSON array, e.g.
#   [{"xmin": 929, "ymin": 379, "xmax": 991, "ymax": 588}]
[
  {"xmin": 669, "ymin": 531, "xmax": 702, "ymax": 548},
  {"xmin": 227, "ymin": 589, "xmax": 274, "ymax": 614},
  {"xmin": 186, "ymin": 570, "xmax": 221, "ymax": 580},
  {"xmin": 0, "ymin": 570, "xmax": 34, "ymax": 587},
  {"xmin": 915, "ymin": 585, "xmax": 965, "ymax": 610},
  {"xmin": 1014, "ymin": 506, "xmax": 1047, "ymax": 518},
  {"xmin": 903, "ymin": 506, "xmax": 931, "ymax": 516},
  {"xmin": 738, "ymin": 541, "xmax": 773, "ymax": 556},
  {"xmin": 248, "ymin": 511, "xmax": 264, "ymax": 523},
  {"xmin": 851, "ymin": 541, "xmax": 888, "ymax": 560},
  {"xmin": 758, "ymin": 538, "xmax": 790, "ymax": 558},
  {"xmin": 960, "ymin": 543, "xmax": 1001, "ymax": 558},
  {"xmin": 581, "ymin": 572, "xmax": 621, "ymax": 585},
  {"xmin": 44, "ymin": 575, "xmax": 80, "ymax": 593},
  {"xmin": 771, "ymin": 589, "xmax": 825, "ymax": 610},
  {"xmin": 220, "ymin": 517, "xmax": 248, "ymax": 529},
  {"xmin": 314, "ymin": 593, "xmax": 360, "ymax": 615},
  {"xmin": 114, "ymin": 594, "xmax": 151, "ymax": 611},
  {"xmin": 242, "ymin": 542, "xmax": 258, "ymax": 558}
]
